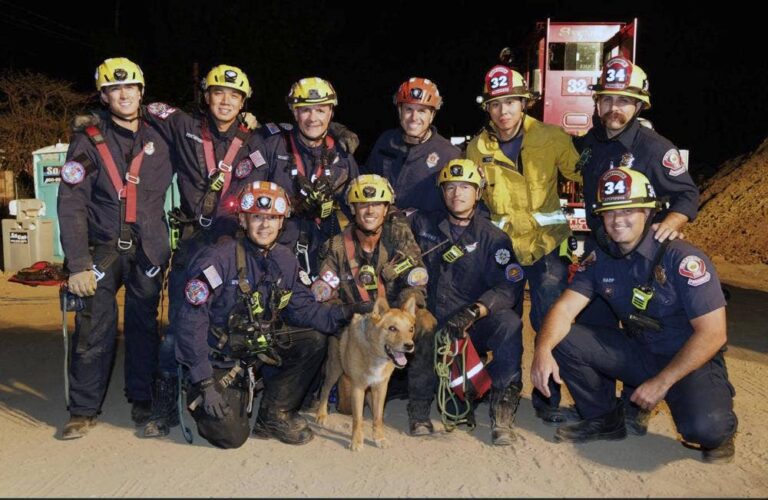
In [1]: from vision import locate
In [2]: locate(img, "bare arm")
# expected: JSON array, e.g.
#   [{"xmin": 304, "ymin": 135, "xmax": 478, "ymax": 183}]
[
  {"xmin": 530, "ymin": 290, "xmax": 591, "ymax": 396},
  {"xmin": 630, "ymin": 307, "xmax": 727, "ymax": 410}
]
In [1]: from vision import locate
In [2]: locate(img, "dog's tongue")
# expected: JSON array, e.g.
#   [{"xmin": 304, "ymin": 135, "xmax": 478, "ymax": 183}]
[{"xmin": 393, "ymin": 351, "xmax": 408, "ymax": 367}]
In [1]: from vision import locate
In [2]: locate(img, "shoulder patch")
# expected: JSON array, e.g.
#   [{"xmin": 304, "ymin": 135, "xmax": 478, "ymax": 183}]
[
  {"xmin": 321, "ymin": 270, "xmax": 340, "ymax": 289},
  {"xmin": 61, "ymin": 161, "xmax": 86, "ymax": 185},
  {"xmin": 310, "ymin": 279, "xmax": 333, "ymax": 302},
  {"xmin": 662, "ymin": 149, "xmax": 687, "ymax": 177},
  {"xmin": 406, "ymin": 267, "xmax": 429, "ymax": 287},
  {"xmin": 184, "ymin": 278, "xmax": 210, "ymax": 305},
  {"xmin": 577, "ymin": 250, "xmax": 597, "ymax": 272},
  {"xmin": 265, "ymin": 122, "xmax": 282, "ymax": 135},
  {"xmin": 494, "ymin": 248, "xmax": 511, "ymax": 266},
  {"xmin": 505, "ymin": 263, "xmax": 524, "ymax": 283},
  {"xmin": 146, "ymin": 102, "xmax": 177, "ymax": 120},
  {"xmin": 678, "ymin": 255, "xmax": 711, "ymax": 286},
  {"xmin": 202, "ymin": 265, "xmax": 223, "ymax": 289},
  {"xmin": 279, "ymin": 122, "xmax": 294, "ymax": 131}
]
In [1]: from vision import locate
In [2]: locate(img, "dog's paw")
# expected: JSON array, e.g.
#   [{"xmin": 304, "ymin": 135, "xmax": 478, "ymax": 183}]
[
  {"xmin": 349, "ymin": 440, "xmax": 364, "ymax": 452},
  {"xmin": 374, "ymin": 437, "xmax": 390, "ymax": 449},
  {"xmin": 315, "ymin": 413, "xmax": 328, "ymax": 426}
]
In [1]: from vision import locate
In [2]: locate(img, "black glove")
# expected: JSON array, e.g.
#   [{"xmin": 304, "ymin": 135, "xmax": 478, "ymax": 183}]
[
  {"xmin": 445, "ymin": 304, "xmax": 481, "ymax": 340},
  {"xmin": 198, "ymin": 378, "xmax": 230, "ymax": 419},
  {"xmin": 341, "ymin": 301, "xmax": 374, "ymax": 320},
  {"xmin": 312, "ymin": 176, "xmax": 333, "ymax": 202}
]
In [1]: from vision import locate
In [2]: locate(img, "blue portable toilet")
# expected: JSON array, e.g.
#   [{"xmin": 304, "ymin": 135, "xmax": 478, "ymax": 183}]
[{"xmin": 32, "ymin": 143, "xmax": 180, "ymax": 262}]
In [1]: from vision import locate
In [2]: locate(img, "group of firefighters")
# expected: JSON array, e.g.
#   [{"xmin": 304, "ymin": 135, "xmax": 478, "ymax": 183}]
[{"xmin": 56, "ymin": 54, "xmax": 737, "ymax": 463}]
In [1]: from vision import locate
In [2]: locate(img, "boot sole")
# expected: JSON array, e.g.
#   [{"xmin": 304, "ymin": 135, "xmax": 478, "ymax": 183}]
[
  {"xmin": 252, "ymin": 425, "xmax": 314, "ymax": 445},
  {"xmin": 555, "ymin": 427, "xmax": 627, "ymax": 443}
]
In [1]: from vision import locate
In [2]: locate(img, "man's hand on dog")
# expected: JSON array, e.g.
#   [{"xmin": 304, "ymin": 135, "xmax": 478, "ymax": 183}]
[
  {"xmin": 445, "ymin": 303, "xmax": 483, "ymax": 339},
  {"xmin": 341, "ymin": 301, "xmax": 375, "ymax": 320}
]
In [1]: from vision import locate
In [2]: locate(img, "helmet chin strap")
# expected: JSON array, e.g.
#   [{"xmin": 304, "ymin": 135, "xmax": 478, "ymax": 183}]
[{"xmin": 403, "ymin": 127, "xmax": 432, "ymax": 144}]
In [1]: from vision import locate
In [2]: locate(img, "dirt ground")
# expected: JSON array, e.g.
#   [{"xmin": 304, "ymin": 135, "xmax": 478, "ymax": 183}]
[{"xmin": 0, "ymin": 266, "xmax": 767, "ymax": 498}]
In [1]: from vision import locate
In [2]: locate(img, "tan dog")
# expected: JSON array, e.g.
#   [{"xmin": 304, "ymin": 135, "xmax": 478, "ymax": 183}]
[{"xmin": 316, "ymin": 295, "xmax": 417, "ymax": 450}]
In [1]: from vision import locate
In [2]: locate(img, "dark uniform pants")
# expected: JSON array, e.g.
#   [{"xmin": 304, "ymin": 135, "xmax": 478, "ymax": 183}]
[
  {"xmin": 68, "ymin": 247, "xmax": 163, "ymax": 416},
  {"xmin": 517, "ymin": 246, "xmax": 569, "ymax": 410},
  {"xmin": 554, "ymin": 324, "xmax": 738, "ymax": 449},
  {"xmin": 189, "ymin": 366, "xmax": 251, "ymax": 449}
]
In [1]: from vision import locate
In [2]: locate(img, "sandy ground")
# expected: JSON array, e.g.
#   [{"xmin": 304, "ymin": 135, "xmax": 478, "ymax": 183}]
[{"xmin": 0, "ymin": 268, "xmax": 767, "ymax": 498}]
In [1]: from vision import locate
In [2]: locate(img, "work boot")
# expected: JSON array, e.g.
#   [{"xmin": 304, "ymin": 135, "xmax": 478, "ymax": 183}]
[
  {"xmin": 555, "ymin": 404, "xmax": 627, "ymax": 443},
  {"xmin": 489, "ymin": 383, "xmax": 521, "ymax": 446},
  {"xmin": 624, "ymin": 406, "xmax": 651, "ymax": 436},
  {"xmin": 130, "ymin": 399, "xmax": 152, "ymax": 426},
  {"xmin": 535, "ymin": 405, "xmax": 582, "ymax": 427},
  {"xmin": 62, "ymin": 415, "xmax": 96, "ymax": 440},
  {"xmin": 143, "ymin": 374, "xmax": 180, "ymax": 438},
  {"xmin": 252, "ymin": 406, "xmax": 314, "ymax": 445},
  {"xmin": 407, "ymin": 399, "xmax": 434, "ymax": 436},
  {"xmin": 701, "ymin": 435, "xmax": 736, "ymax": 464}
]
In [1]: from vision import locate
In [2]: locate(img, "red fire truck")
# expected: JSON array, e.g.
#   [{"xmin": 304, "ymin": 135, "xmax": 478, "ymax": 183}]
[{"xmin": 519, "ymin": 18, "xmax": 639, "ymax": 237}]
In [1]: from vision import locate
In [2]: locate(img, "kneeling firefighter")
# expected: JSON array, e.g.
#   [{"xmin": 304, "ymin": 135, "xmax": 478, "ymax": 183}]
[{"xmin": 174, "ymin": 181, "xmax": 369, "ymax": 448}]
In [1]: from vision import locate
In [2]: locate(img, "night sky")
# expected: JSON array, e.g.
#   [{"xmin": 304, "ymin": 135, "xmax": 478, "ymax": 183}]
[{"xmin": 1, "ymin": 0, "xmax": 764, "ymax": 177}]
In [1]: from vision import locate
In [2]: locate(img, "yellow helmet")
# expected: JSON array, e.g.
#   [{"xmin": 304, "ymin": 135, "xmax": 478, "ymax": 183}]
[
  {"xmin": 593, "ymin": 167, "xmax": 661, "ymax": 214},
  {"xmin": 286, "ymin": 77, "xmax": 338, "ymax": 109},
  {"xmin": 479, "ymin": 65, "xmax": 533, "ymax": 109},
  {"xmin": 437, "ymin": 159, "xmax": 486, "ymax": 190},
  {"xmin": 95, "ymin": 57, "xmax": 144, "ymax": 91},
  {"xmin": 591, "ymin": 57, "xmax": 651, "ymax": 109},
  {"xmin": 203, "ymin": 64, "xmax": 252, "ymax": 98},
  {"xmin": 346, "ymin": 174, "xmax": 395, "ymax": 208}
]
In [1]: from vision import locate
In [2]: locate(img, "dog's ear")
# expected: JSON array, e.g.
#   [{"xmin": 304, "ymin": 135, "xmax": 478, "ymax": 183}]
[
  {"xmin": 402, "ymin": 295, "xmax": 417, "ymax": 317},
  {"xmin": 372, "ymin": 295, "xmax": 390, "ymax": 319}
]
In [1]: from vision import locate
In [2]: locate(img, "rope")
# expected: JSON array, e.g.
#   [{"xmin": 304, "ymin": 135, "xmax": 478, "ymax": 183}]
[{"xmin": 434, "ymin": 328, "xmax": 475, "ymax": 431}]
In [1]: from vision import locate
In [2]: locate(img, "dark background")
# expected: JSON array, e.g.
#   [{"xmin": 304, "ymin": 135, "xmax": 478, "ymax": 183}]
[{"xmin": 1, "ymin": 0, "xmax": 764, "ymax": 177}]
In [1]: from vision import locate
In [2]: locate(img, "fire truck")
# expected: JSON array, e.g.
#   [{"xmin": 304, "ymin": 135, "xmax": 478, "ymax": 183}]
[{"xmin": 519, "ymin": 18, "xmax": 639, "ymax": 241}]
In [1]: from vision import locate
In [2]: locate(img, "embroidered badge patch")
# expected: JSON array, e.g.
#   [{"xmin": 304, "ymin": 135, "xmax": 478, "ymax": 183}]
[
  {"xmin": 240, "ymin": 192, "xmax": 255, "ymax": 211},
  {"xmin": 505, "ymin": 263, "xmax": 524, "ymax": 282},
  {"xmin": 678, "ymin": 255, "xmax": 711, "ymax": 286},
  {"xmin": 311, "ymin": 279, "xmax": 333, "ymax": 302},
  {"xmin": 321, "ymin": 270, "xmax": 340, "ymax": 289},
  {"xmin": 406, "ymin": 267, "xmax": 429, "ymax": 286},
  {"xmin": 184, "ymin": 279, "xmax": 210, "ymax": 305},
  {"xmin": 426, "ymin": 152, "xmax": 440, "ymax": 169},
  {"xmin": 249, "ymin": 150, "xmax": 267, "ymax": 168},
  {"xmin": 662, "ymin": 149, "xmax": 687, "ymax": 177},
  {"xmin": 143, "ymin": 141, "xmax": 155, "ymax": 155},
  {"xmin": 234, "ymin": 159, "xmax": 253, "ymax": 179},
  {"xmin": 146, "ymin": 102, "xmax": 177, "ymax": 119},
  {"xmin": 495, "ymin": 248, "xmax": 511, "ymax": 265},
  {"xmin": 61, "ymin": 161, "xmax": 86, "ymax": 185}
]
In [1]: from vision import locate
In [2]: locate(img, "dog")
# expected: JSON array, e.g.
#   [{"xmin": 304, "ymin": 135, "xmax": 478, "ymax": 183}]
[{"xmin": 316, "ymin": 295, "xmax": 418, "ymax": 451}]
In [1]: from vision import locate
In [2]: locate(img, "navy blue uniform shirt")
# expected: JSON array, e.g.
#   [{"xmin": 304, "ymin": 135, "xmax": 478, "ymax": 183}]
[
  {"xmin": 410, "ymin": 210, "xmax": 523, "ymax": 324},
  {"xmin": 576, "ymin": 117, "xmax": 699, "ymax": 231},
  {"xmin": 569, "ymin": 231, "xmax": 726, "ymax": 355},
  {"xmin": 175, "ymin": 237, "xmax": 347, "ymax": 383},
  {"xmin": 58, "ymin": 115, "xmax": 174, "ymax": 273},
  {"xmin": 365, "ymin": 127, "xmax": 461, "ymax": 213}
]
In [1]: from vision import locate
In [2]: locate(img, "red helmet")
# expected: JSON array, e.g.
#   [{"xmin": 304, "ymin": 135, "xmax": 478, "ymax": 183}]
[
  {"xmin": 480, "ymin": 65, "xmax": 533, "ymax": 108},
  {"xmin": 238, "ymin": 181, "xmax": 291, "ymax": 217},
  {"xmin": 393, "ymin": 77, "xmax": 442, "ymax": 110}
]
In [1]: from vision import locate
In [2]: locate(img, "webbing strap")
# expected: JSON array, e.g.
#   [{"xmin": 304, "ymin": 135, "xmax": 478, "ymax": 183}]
[
  {"xmin": 287, "ymin": 132, "xmax": 335, "ymax": 181},
  {"xmin": 342, "ymin": 227, "xmax": 385, "ymax": 302}
]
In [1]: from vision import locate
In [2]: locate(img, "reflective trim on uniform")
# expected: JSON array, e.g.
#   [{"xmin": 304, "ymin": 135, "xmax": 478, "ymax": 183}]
[{"xmin": 532, "ymin": 210, "xmax": 568, "ymax": 226}]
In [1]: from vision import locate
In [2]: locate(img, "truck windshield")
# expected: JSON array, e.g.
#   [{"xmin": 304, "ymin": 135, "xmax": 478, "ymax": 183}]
[{"xmin": 548, "ymin": 42, "xmax": 602, "ymax": 71}]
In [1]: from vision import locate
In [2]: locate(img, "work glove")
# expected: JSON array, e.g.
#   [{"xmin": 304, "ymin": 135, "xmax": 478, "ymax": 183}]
[
  {"xmin": 340, "ymin": 301, "xmax": 375, "ymax": 321},
  {"xmin": 445, "ymin": 304, "xmax": 480, "ymax": 340},
  {"xmin": 198, "ymin": 378, "xmax": 231, "ymax": 419},
  {"xmin": 68, "ymin": 269, "xmax": 97, "ymax": 297},
  {"xmin": 312, "ymin": 176, "xmax": 334, "ymax": 202},
  {"xmin": 328, "ymin": 121, "xmax": 359, "ymax": 155},
  {"xmin": 239, "ymin": 112, "xmax": 260, "ymax": 131}
]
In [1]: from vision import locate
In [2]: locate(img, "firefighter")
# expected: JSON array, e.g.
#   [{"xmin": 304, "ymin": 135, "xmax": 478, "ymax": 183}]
[
  {"xmin": 310, "ymin": 174, "xmax": 434, "ymax": 427},
  {"xmin": 577, "ymin": 56, "xmax": 699, "ymax": 238},
  {"xmin": 137, "ymin": 64, "xmax": 269, "ymax": 438},
  {"xmin": 58, "ymin": 57, "xmax": 174, "ymax": 439},
  {"xmin": 364, "ymin": 77, "xmax": 461, "ymax": 212},
  {"xmin": 465, "ymin": 64, "xmax": 581, "ymax": 425},
  {"xmin": 574, "ymin": 57, "xmax": 700, "ymax": 434},
  {"xmin": 531, "ymin": 167, "xmax": 737, "ymax": 464},
  {"xmin": 409, "ymin": 159, "xmax": 524, "ymax": 445},
  {"xmin": 262, "ymin": 77, "xmax": 360, "ymax": 277},
  {"xmin": 174, "ymin": 181, "xmax": 368, "ymax": 448}
]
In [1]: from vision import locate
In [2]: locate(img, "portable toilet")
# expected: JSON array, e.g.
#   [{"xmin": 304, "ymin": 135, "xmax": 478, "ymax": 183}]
[
  {"xmin": 32, "ymin": 143, "xmax": 68, "ymax": 260},
  {"xmin": 32, "ymin": 143, "xmax": 180, "ymax": 262}
]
